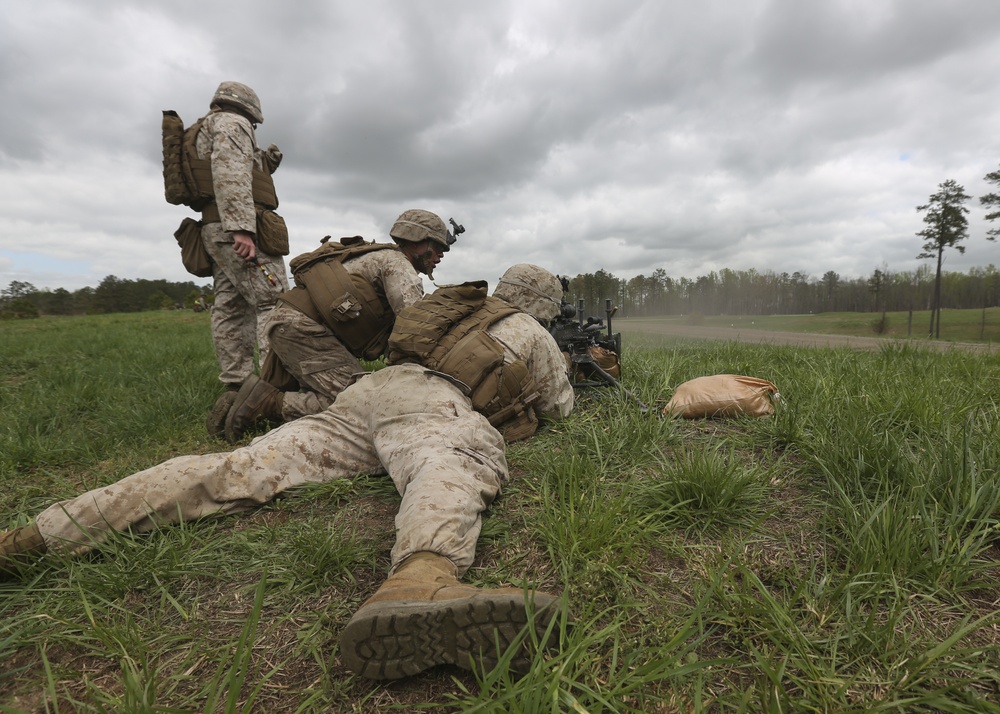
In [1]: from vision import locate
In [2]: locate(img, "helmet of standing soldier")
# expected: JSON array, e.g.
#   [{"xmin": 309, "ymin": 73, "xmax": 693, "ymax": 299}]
[
  {"xmin": 390, "ymin": 209, "xmax": 454, "ymax": 252},
  {"xmin": 212, "ymin": 81, "xmax": 264, "ymax": 124},
  {"xmin": 494, "ymin": 264, "xmax": 563, "ymax": 321}
]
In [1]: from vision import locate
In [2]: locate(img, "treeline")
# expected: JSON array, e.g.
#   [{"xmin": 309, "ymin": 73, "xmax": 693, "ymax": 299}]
[
  {"xmin": 4, "ymin": 263, "xmax": 1000, "ymax": 322},
  {"xmin": 0, "ymin": 276, "xmax": 211, "ymax": 319},
  {"xmin": 566, "ymin": 264, "xmax": 1000, "ymax": 318}
]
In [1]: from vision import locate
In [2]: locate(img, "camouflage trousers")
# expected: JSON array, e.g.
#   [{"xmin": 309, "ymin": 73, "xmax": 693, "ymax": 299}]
[
  {"xmin": 203, "ymin": 222, "xmax": 288, "ymax": 386},
  {"xmin": 264, "ymin": 303, "xmax": 366, "ymax": 420},
  {"xmin": 34, "ymin": 364, "xmax": 507, "ymax": 576}
]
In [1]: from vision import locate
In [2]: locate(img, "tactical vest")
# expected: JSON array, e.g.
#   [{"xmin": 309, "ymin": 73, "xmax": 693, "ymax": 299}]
[
  {"xmin": 161, "ymin": 110, "xmax": 278, "ymax": 213},
  {"xmin": 387, "ymin": 282, "xmax": 542, "ymax": 442},
  {"xmin": 278, "ymin": 236, "xmax": 399, "ymax": 360}
]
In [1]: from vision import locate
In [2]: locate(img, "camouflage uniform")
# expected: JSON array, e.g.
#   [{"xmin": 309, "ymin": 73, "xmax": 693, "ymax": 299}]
[
  {"xmin": 33, "ymin": 312, "xmax": 572, "ymax": 575},
  {"xmin": 197, "ymin": 110, "xmax": 289, "ymax": 386},
  {"xmin": 266, "ymin": 248, "xmax": 425, "ymax": 420}
]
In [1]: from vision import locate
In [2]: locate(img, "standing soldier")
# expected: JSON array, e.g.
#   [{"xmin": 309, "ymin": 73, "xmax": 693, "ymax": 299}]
[
  {"xmin": 220, "ymin": 209, "xmax": 459, "ymax": 442},
  {"xmin": 169, "ymin": 81, "xmax": 290, "ymax": 430}
]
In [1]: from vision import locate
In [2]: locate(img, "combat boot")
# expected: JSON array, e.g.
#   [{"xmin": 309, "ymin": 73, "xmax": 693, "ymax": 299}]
[
  {"xmin": 339, "ymin": 551, "xmax": 560, "ymax": 680},
  {"xmin": 224, "ymin": 375, "xmax": 284, "ymax": 443},
  {"xmin": 0, "ymin": 523, "xmax": 47, "ymax": 580},
  {"xmin": 206, "ymin": 383, "xmax": 241, "ymax": 439}
]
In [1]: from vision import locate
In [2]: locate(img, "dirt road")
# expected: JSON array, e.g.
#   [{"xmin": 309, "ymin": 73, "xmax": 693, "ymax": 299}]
[{"xmin": 618, "ymin": 320, "xmax": 1000, "ymax": 354}]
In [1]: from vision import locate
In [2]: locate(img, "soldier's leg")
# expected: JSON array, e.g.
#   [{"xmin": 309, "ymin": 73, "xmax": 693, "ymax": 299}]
[
  {"xmin": 32, "ymin": 404, "xmax": 379, "ymax": 557},
  {"xmin": 251, "ymin": 251, "xmax": 289, "ymax": 360},
  {"xmin": 341, "ymin": 366, "xmax": 558, "ymax": 680},
  {"xmin": 366, "ymin": 366, "xmax": 507, "ymax": 574},
  {"xmin": 204, "ymin": 224, "xmax": 287, "ymax": 372},
  {"xmin": 267, "ymin": 304, "xmax": 364, "ymax": 420},
  {"xmin": 204, "ymin": 224, "xmax": 256, "ymax": 384}
]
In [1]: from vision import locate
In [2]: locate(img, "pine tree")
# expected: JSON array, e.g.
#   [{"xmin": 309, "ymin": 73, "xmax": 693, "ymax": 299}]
[{"xmin": 916, "ymin": 179, "xmax": 970, "ymax": 339}]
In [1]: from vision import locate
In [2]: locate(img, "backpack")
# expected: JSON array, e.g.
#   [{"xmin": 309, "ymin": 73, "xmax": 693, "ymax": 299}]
[
  {"xmin": 162, "ymin": 110, "xmax": 193, "ymax": 206},
  {"xmin": 278, "ymin": 236, "xmax": 399, "ymax": 360}
]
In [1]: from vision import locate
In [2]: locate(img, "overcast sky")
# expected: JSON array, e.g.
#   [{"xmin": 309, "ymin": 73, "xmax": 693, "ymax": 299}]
[{"xmin": 3, "ymin": 0, "xmax": 1000, "ymax": 293}]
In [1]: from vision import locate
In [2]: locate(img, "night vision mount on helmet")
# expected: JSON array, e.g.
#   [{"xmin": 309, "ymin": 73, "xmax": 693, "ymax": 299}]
[{"xmin": 389, "ymin": 209, "xmax": 462, "ymax": 252}]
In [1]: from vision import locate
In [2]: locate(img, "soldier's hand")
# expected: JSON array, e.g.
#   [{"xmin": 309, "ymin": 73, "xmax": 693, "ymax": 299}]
[{"xmin": 233, "ymin": 231, "xmax": 257, "ymax": 260}]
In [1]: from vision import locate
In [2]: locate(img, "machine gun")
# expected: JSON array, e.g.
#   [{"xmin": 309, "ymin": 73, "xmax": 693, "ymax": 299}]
[{"xmin": 549, "ymin": 277, "xmax": 648, "ymax": 412}]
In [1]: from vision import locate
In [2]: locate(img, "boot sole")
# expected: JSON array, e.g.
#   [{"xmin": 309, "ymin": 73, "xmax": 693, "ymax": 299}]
[{"xmin": 339, "ymin": 591, "xmax": 558, "ymax": 680}]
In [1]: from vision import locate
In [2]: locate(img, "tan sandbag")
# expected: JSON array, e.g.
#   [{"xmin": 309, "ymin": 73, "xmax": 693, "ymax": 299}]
[
  {"xmin": 663, "ymin": 374, "xmax": 779, "ymax": 419},
  {"xmin": 564, "ymin": 346, "xmax": 621, "ymax": 382},
  {"xmin": 588, "ymin": 346, "xmax": 621, "ymax": 379}
]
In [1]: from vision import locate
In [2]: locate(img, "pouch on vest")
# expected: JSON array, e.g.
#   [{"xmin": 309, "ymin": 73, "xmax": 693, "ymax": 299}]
[
  {"xmin": 440, "ymin": 332, "xmax": 541, "ymax": 441},
  {"xmin": 255, "ymin": 208, "xmax": 289, "ymax": 256},
  {"xmin": 297, "ymin": 260, "xmax": 363, "ymax": 322},
  {"xmin": 496, "ymin": 404, "xmax": 539, "ymax": 442},
  {"xmin": 173, "ymin": 217, "xmax": 213, "ymax": 277},
  {"xmin": 483, "ymin": 361, "xmax": 541, "ymax": 442},
  {"xmin": 436, "ymin": 330, "xmax": 505, "ymax": 397},
  {"xmin": 295, "ymin": 260, "xmax": 389, "ymax": 359}
]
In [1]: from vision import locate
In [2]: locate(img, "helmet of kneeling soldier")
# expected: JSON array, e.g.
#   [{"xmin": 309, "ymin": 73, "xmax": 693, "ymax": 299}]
[{"xmin": 389, "ymin": 209, "xmax": 454, "ymax": 252}]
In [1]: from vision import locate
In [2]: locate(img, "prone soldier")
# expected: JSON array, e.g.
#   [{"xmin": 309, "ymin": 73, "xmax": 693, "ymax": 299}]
[{"xmin": 1, "ymin": 264, "xmax": 572, "ymax": 680}]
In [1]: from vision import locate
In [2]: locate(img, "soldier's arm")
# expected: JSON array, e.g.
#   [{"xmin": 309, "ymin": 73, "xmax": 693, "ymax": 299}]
[
  {"xmin": 381, "ymin": 251, "xmax": 426, "ymax": 314},
  {"xmin": 210, "ymin": 115, "xmax": 257, "ymax": 236},
  {"xmin": 523, "ymin": 319, "xmax": 574, "ymax": 420}
]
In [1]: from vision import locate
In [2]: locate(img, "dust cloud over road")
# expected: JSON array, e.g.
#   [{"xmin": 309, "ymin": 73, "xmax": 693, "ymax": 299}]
[{"xmin": 619, "ymin": 320, "xmax": 1000, "ymax": 354}]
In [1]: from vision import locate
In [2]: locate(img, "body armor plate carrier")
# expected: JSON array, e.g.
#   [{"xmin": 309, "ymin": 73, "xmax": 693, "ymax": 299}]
[
  {"xmin": 278, "ymin": 236, "xmax": 399, "ymax": 360},
  {"xmin": 162, "ymin": 110, "xmax": 278, "ymax": 212},
  {"xmin": 387, "ymin": 282, "xmax": 542, "ymax": 442}
]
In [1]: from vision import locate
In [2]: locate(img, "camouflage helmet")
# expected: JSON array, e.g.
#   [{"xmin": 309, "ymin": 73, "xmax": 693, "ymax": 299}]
[
  {"xmin": 389, "ymin": 209, "xmax": 453, "ymax": 252},
  {"xmin": 493, "ymin": 264, "xmax": 563, "ymax": 321},
  {"xmin": 212, "ymin": 81, "xmax": 264, "ymax": 124}
]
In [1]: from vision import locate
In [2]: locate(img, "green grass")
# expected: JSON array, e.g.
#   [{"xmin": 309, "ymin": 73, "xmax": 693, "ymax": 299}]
[{"xmin": 2, "ymin": 311, "xmax": 1000, "ymax": 712}]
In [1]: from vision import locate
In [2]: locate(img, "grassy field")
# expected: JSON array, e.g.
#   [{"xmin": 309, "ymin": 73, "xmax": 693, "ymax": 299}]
[
  {"xmin": 2, "ymin": 311, "xmax": 1000, "ymax": 712},
  {"xmin": 639, "ymin": 307, "xmax": 1000, "ymax": 343}
]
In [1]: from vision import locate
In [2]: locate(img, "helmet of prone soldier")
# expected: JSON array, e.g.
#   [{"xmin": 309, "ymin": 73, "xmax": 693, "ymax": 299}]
[
  {"xmin": 212, "ymin": 81, "xmax": 264, "ymax": 124},
  {"xmin": 389, "ymin": 209, "xmax": 453, "ymax": 252},
  {"xmin": 493, "ymin": 264, "xmax": 563, "ymax": 321}
]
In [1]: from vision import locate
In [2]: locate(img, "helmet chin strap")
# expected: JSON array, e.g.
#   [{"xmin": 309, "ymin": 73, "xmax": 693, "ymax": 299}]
[{"xmin": 413, "ymin": 248, "xmax": 435, "ymax": 280}]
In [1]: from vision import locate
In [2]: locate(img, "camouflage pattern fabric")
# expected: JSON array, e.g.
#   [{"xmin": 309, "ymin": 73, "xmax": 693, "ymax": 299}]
[
  {"xmin": 266, "ymin": 248, "xmax": 426, "ymax": 419},
  {"xmin": 196, "ymin": 110, "xmax": 289, "ymax": 385},
  {"xmin": 203, "ymin": 222, "xmax": 288, "ymax": 384},
  {"xmin": 196, "ymin": 111, "xmax": 258, "ymax": 232},
  {"xmin": 34, "ymin": 315, "xmax": 571, "ymax": 576},
  {"xmin": 487, "ymin": 312, "xmax": 574, "ymax": 418},
  {"xmin": 265, "ymin": 303, "xmax": 362, "ymax": 418}
]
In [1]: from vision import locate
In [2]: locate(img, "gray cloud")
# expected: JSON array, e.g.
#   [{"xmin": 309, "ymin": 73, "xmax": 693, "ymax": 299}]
[{"xmin": 3, "ymin": 0, "xmax": 1000, "ymax": 294}]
